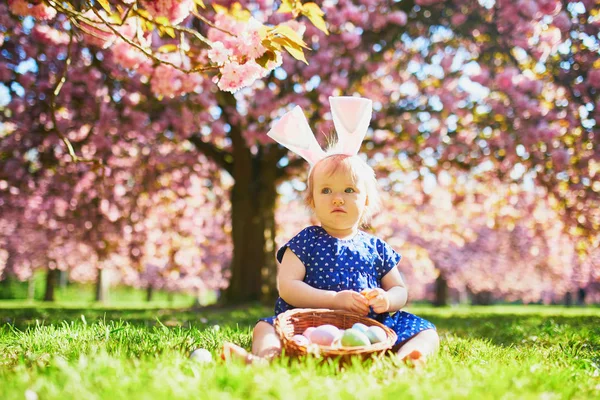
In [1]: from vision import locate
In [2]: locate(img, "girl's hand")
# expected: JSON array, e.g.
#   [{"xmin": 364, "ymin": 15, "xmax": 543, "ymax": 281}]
[
  {"xmin": 332, "ymin": 290, "xmax": 370, "ymax": 315},
  {"xmin": 362, "ymin": 288, "xmax": 390, "ymax": 314}
]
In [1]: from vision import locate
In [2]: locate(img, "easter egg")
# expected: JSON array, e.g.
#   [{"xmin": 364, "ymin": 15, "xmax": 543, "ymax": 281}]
[
  {"xmin": 189, "ymin": 348, "xmax": 213, "ymax": 364},
  {"xmin": 365, "ymin": 326, "xmax": 387, "ymax": 344},
  {"xmin": 340, "ymin": 329, "xmax": 371, "ymax": 347},
  {"xmin": 309, "ymin": 325, "xmax": 339, "ymax": 346},
  {"xmin": 292, "ymin": 334, "xmax": 310, "ymax": 347},
  {"xmin": 302, "ymin": 327, "xmax": 316, "ymax": 338},
  {"xmin": 317, "ymin": 324, "xmax": 340, "ymax": 337},
  {"xmin": 351, "ymin": 322, "xmax": 369, "ymax": 334}
]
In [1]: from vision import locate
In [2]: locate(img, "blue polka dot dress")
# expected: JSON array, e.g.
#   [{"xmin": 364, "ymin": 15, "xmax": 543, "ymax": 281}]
[{"xmin": 260, "ymin": 226, "xmax": 435, "ymax": 346}]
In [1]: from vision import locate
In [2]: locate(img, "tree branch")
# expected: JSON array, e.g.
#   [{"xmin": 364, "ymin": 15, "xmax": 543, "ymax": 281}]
[{"xmin": 187, "ymin": 135, "xmax": 233, "ymax": 175}]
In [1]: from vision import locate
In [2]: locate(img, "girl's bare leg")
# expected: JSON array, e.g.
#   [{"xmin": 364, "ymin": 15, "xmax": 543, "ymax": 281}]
[
  {"xmin": 395, "ymin": 329, "xmax": 439, "ymax": 366},
  {"xmin": 222, "ymin": 321, "xmax": 281, "ymax": 364},
  {"xmin": 251, "ymin": 321, "xmax": 282, "ymax": 359}
]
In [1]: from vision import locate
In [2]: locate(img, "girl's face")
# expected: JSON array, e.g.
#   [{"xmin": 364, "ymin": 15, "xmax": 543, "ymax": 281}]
[{"xmin": 310, "ymin": 161, "xmax": 368, "ymax": 237}]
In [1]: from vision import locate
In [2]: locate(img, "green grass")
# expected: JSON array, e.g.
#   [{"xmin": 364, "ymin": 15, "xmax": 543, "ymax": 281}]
[
  {"xmin": 1, "ymin": 304, "xmax": 599, "ymax": 399},
  {"xmin": 0, "ymin": 274, "xmax": 208, "ymax": 308}
]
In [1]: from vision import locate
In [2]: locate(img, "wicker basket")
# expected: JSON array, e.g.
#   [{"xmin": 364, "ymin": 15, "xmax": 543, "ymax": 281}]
[{"xmin": 274, "ymin": 308, "xmax": 397, "ymax": 360}]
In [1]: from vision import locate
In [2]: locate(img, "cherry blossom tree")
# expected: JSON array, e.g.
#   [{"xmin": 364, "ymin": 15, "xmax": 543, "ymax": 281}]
[{"xmin": 1, "ymin": 0, "xmax": 598, "ymax": 304}]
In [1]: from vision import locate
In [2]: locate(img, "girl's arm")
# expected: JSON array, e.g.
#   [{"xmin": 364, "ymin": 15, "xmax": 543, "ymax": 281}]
[
  {"xmin": 277, "ymin": 248, "xmax": 369, "ymax": 314},
  {"xmin": 367, "ymin": 264, "xmax": 408, "ymax": 313}
]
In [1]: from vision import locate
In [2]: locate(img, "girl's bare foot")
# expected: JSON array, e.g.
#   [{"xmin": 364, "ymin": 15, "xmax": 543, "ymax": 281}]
[
  {"xmin": 399, "ymin": 349, "xmax": 426, "ymax": 368},
  {"xmin": 221, "ymin": 342, "xmax": 267, "ymax": 365}
]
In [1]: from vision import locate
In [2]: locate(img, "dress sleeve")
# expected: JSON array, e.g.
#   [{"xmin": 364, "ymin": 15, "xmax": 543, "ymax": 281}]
[
  {"xmin": 376, "ymin": 239, "xmax": 402, "ymax": 281},
  {"xmin": 276, "ymin": 227, "xmax": 311, "ymax": 265}
]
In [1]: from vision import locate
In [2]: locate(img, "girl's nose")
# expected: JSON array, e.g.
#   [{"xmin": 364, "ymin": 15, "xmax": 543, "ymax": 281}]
[{"xmin": 333, "ymin": 197, "xmax": 344, "ymax": 206}]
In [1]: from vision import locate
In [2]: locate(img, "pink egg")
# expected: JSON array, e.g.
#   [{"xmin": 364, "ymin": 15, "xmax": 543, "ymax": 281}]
[
  {"xmin": 309, "ymin": 328, "xmax": 336, "ymax": 346},
  {"xmin": 302, "ymin": 327, "xmax": 316, "ymax": 338},
  {"xmin": 317, "ymin": 324, "xmax": 340, "ymax": 337},
  {"xmin": 292, "ymin": 334, "xmax": 310, "ymax": 347}
]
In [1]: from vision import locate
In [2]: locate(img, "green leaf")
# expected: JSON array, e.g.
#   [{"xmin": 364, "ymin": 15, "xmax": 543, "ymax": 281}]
[
  {"xmin": 305, "ymin": 13, "xmax": 328, "ymax": 35},
  {"xmin": 213, "ymin": 4, "xmax": 228, "ymax": 14},
  {"xmin": 301, "ymin": 3, "xmax": 328, "ymax": 35},
  {"xmin": 277, "ymin": 0, "xmax": 294, "ymax": 14},
  {"xmin": 301, "ymin": 2, "xmax": 325, "ymax": 17},
  {"xmin": 271, "ymin": 25, "xmax": 308, "ymax": 49},
  {"xmin": 155, "ymin": 16, "xmax": 170, "ymax": 26},
  {"xmin": 157, "ymin": 21, "xmax": 176, "ymax": 39},
  {"xmin": 255, "ymin": 50, "xmax": 277, "ymax": 68},
  {"xmin": 96, "ymin": 0, "xmax": 111, "ymax": 13},
  {"xmin": 283, "ymin": 43, "xmax": 308, "ymax": 64},
  {"xmin": 157, "ymin": 44, "xmax": 178, "ymax": 53}
]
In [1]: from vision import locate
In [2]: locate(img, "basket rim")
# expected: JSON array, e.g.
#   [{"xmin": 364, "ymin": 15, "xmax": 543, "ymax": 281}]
[{"xmin": 274, "ymin": 308, "xmax": 397, "ymax": 356}]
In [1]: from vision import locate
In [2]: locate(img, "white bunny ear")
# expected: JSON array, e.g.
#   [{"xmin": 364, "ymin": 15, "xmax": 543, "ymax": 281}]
[
  {"xmin": 329, "ymin": 96, "xmax": 372, "ymax": 155},
  {"xmin": 267, "ymin": 106, "xmax": 326, "ymax": 166}
]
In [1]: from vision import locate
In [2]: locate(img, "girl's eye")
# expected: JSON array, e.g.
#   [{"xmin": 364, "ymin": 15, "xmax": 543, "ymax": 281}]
[
  {"xmin": 345, "ymin": 188, "xmax": 355, "ymax": 193},
  {"xmin": 321, "ymin": 188, "xmax": 331, "ymax": 194}
]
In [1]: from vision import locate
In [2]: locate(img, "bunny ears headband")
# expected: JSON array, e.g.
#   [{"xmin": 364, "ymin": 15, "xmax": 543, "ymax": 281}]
[{"xmin": 267, "ymin": 96, "xmax": 373, "ymax": 166}]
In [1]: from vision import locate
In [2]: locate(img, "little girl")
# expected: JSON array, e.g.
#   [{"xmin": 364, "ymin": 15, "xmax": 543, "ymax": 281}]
[{"xmin": 222, "ymin": 97, "xmax": 439, "ymax": 365}]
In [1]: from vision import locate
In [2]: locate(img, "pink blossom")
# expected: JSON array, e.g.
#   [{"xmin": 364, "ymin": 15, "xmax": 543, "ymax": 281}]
[
  {"xmin": 551, "ymin": 149, "xmax": 570, "ymax": 171},
  {"xmin": 29, "ymin": 2, "xmax": 57, "ymax": 21},
  {"xmin": 8, "ymin": 0, "xmax": 56, "ymax": 21},
  {"xmin": 80, "ymin": 10, "xmax": 117, "ymax": 49},
  {"xmin": 539, "ymin": 0, "xmax": 561, "ymax": 16},
  {"xmin": 470, "ymin": 68, "xmax": 490, "ymax": 85},
  {"xmin": 553, "ymin": 11, "xmax": 571, "ymax": 32},
  {"xmin": 207, "ymin": 41, "xmax": 232, "ymax": 65},
  {"xmin": 341, "ymin": 31, "xmax": 361, "ymax": 49},
  {"xmin": 388, "ymin": 11, "xmax": 407, "ymax": 26},
  {"xmin": 451, "ymin": 12, "xmax": 467, "ymax": 27},
  {"xmin": 141, "ymin": 0, "xmax": 194, "ymax": 24},
  {"xmin": 8, "ymin": 0, "xmax": 30, "ymax": 17},
  {"xmin": 217, "ymin": 61, "xmax": 263, "ymax": 93},
  {"xmin": 236, "ymin": 29, "xmax": 267, "ymax": 60},
  {"xmin": 496, "ymin": 69, "xmax": 516, "ymax": 91},
  {"xmin": 415, "ymin": 0, "xmax": 439, "ymax": 6},
  {"xmin": 588, "ymin": 69, "xmax": 600, "ymax": 89},
  {"xmin": 112, "ymin": 42, "xmax": 149, "ymax": 71},
  {"xmin": 518, "ymin": 0, "xmax": 540, "ymax": 19},
  {"xmin": 31, "ymin": 25, "xmax": 70, "ymax": 46},
  {"xmin": 150, "ymin": 63, "xmax": 202, "ymax": 98}
]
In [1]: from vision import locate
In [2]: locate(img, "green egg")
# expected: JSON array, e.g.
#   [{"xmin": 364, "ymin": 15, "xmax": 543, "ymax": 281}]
[{"xmin": 341, "ymin": 329, "xmax": 371, "ymax": 347}]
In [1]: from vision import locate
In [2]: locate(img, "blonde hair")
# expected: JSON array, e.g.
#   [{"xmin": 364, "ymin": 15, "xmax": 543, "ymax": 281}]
[{"xmin": 306, "ymin": 154, "xmax": 381, "ymax": 226}]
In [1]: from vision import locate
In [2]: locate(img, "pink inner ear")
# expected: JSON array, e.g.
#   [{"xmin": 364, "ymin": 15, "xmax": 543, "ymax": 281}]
[
  {"xmin": 331, "ymin": 98, "xmax": 366, "ymax": 133},
  {"xmin": 270, "ymin": 108, "xmax": 310, "ymax": 149}
]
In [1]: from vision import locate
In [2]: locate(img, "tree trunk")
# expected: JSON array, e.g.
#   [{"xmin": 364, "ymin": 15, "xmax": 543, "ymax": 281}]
[
  {"xmin": 577, "ymin": 288, "xmax": 586, "ymax": 305},
  {"xmin": 471, "ymin": 290, "xmax": 493, "ymax": 305},
  {"xmin": 223, "ymin": 140, "xmax": 279, "ymax": 304},
  {"xmin": 564, "ymin": 291, "xmax": 573, "ymax": 307},
  {"xmin": 44, "ymin": 268, "xmax": 60, "ymax": 302},
  {"xmin": 95, "ymin": 268, "xmax": 110, "ymax": 303},
  {"xmin": 433, "ymin": 272, "xmax": 448, "ymax": 307},
  {"xmin": 146, "ymin": 285, "xmax": 154, "ymax": 302}
]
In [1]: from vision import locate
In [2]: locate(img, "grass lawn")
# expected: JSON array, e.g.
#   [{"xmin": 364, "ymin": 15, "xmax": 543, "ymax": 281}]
[{"xmin": 1, "ymin": 303, "xmax": 599, "ymax": 399}]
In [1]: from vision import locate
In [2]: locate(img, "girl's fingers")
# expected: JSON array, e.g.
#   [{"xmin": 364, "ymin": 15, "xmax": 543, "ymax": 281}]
[{"xmin": 354, "ymin": 293, "xmax": 369, "ymax": 304}]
